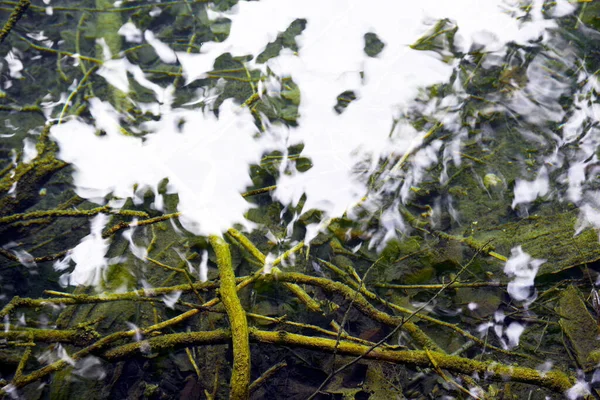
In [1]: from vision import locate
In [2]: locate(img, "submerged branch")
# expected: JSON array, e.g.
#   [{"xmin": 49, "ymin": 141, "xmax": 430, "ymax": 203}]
[
  {"xmin": 0, "ymin": 326, "xmax": 99, "ymax": 346},
  {"xmin": 102, "ymin": 213, "xmax": 181, "ymax": 238},
  {"xmin": 0, "ymin": 248, "xmax": 69, "ymax": 264},
  {"xmin": 268, "ymin": 271, "xmax": 524, "ymax": 357},
  {"xmin": 210, "ymin": 235, "xmax": 251, "ymax": 400},
  {"xmin": 0, "ymin": 206, "xmax": 148, "ymax": 225},
  {"xmin": 249, "ymin": 361, "xmax": 287, "ymax": 393},
  {"xmin": 376, "ymin": 281, "xmax": 507, "ymax": 290},
  {"xmin": 101, "ymin": 328, "xmax": 574, "ymax": 394},
  {"xmin": 0, "ymin": 0, "xmax": 29, "ymax": 43}
]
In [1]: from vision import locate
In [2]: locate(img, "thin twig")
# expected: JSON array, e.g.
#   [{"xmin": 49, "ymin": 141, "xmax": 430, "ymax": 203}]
[{"xmin": 307, "ymin": 246, "xmax": 486, "ymax": 398}]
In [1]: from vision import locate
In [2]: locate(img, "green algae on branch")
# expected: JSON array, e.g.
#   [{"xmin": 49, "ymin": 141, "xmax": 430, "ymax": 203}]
[
  {"xmin": 270, "ymin": 266, "xmax": 323, "ymax": 314},
  {"xmin": 0, "ymin": 227, "xmax": 575, "ymax": 396},
  {"xmin": 210, "ymin": 235, "xmax": 251, "ymax": 400},
  {"xmin": 13, "ymin": 265, "xmax": 257, "ymax": 393},
  {"xmin": 252, "ymin": 329, "xmax": 574, "ymax": 394},
  {"xmin": 102, "ymin": 329, "xmax": 232, "ymax": 360},
  {"xmin": 0, "ymin": 326, "xmax": 99, "ymax": 346},
  {"xmin": 375, "ymin": 281, "xmax": 506, "ymax": 290},
  {"xmin": 101, "ymin": 212, "xmax": 181, "ymax": 238},
  {"xmin": 0, "ymin": 206, "xmax": 148, "ymax": 225},
  {"xmin": 0, "ymin": 285, "xmax": 221, "ymax": 321},
  {"xmin": 260, "ymin": 270, "xmax": 443, "ymax": 353},
  {"xmin": 266, "ymin": 271, "xmax": 528, "ymax": 358},
  {"xmin": 100, "ymin": 328, "xmax": 574, "ymax": 394},
  {"xmin": 0, "ymin": 0, "xmax": 30, "ymax": 43}
]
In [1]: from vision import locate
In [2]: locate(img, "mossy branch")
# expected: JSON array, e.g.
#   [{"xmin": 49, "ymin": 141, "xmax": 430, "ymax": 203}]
[
  {"xmin": 253, "ymin": 329, "xmax": 573, "ymax": 393},
  {"xmin": 0, "ymin": 248, "xmax": 69, "ymax": 264},
  {"xmin": 102, "ymin": 212, "xmax": 181, "ymax": 238},
  {"xmin": 268, "ymin": 271, "xmax": 524, "ymax": 357},
  {"xmin": 0, "ymin": 0, "xmax": 29, "ymax": 43},
  {"xmin": 100, "ymin": 328, "xmax": 574, "ymax": 394},
  {"xmin": 0, "ymin": 154, "xmax": 67, "ymax": 216},
  {"xmin": 227, "ymin": 228, "xmax": 266, "ymax": 264},
  {"xmin": 226, "ymin": 228, "xmax": 304, "ymax": 269},
  {"xmin": 241, "ymin": 185, "xmax": 277, "ymax": 198},
  {"xmin": 0, "ymin": 279, "xmax": 226, "ymax": 320},
  {"xmin": 0, "ymin": 326, "xmax": 99, "ymax": 346},
  {"xmin": 17, "ymin": 34, "xmax": 102, "ymax": 64},
  {"xmin": 263, "ymin": 271, "xmax": 443, "ymax": 352},
  {"xmin": 376, "ymin": 281, "xmax": 506, "ymax": 289},
  {"xmin": 210, "ymin": 235, "xmax": 251, "ymax": 400},
  {"xmin": 0, "ymin": 206, "xmax": 148, "ymax": 225}
]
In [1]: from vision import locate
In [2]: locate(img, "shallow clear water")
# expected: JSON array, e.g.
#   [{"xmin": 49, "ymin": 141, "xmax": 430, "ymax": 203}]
[{"xmin": 0, "ymin": 0, "xmax": 599, "ymax": 398}]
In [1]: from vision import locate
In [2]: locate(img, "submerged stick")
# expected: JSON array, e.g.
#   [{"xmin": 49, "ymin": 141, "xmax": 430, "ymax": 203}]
[
  {"xmin": 210, "ymin": 235, "xmax": 251, "ymax": 400},
  {"xmin": 0, "ymin": 206, "xmax": 147, "ymax": 225},
  {"xmin": 253, "ymin": 330, "xmax": 573, "ymax": 393},
  {"xmin": 0, "ymin": 0, "xmax": 30, "ymax": 43},
  {"xmin": 101, "ymin": 328, "xmax": 574, "ymax": 394},
  {"xmin": 249, "ymin": 361, "xmax": 287, "ymax": 393}
]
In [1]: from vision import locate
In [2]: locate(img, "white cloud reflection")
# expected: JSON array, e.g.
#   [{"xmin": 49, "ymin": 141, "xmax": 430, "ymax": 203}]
[
  {"xmin": 47, "ymin": 0, "xmax": 574, "ymax": 287},
  {"xmin": 503, "ymin": 246, "xmax": 545, "ymax": 305}
]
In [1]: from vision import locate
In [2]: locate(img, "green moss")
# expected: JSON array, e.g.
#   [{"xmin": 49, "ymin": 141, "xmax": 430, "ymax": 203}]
[
  {"xmin": 210, "ymin": 18, "xmax": 232, "ymax": 40},
  {"xmin": 143, "ymin": 383, "xmax": 160, "ymax": 398},
  {"xmin": 556, "ymin": 286, "xmax": 600, "ymax": 369},
  {"xmin": 328, "ymin": 219, "xmax": 369, "ymax": 242},
  {"xmin": 380, "ymin": 240, "xmax": 405, "ymax": 262},
  {"xmin": 473, "ymin": 210, "xmax": 600, "ymax": 276},
  {"xmin": 448, "ymin": 186, "xmax": 468, "ymax": 197},
  {"xmin": 281, "ymin": 81, "xmax": 301, "ymax": 105},
  {"xmin": 0, "ymin": 0, "xmax": 30, "ymax": 44},
  {"xmin": 483, "ymin": 173, "xmax": 503, "ymax": 189},
  {"xmin": 95, "ymin": 0, "xmax": 122, "ymax": 58},
  {"xmin": 101, "ymin": 263, "xmax": 136, "ymax": 292},
  {"xmin": 210, "ymin": 236, "xmax": 250, "ymax": 400},
  {"xmin": 589, "ymin": 349, "xmax": 600, "ymax": 365},
  {"xmin": 580, "ymin": 2, "xmax": 600, "ymax": 31},
  {"xmin": 403, "ymin": 266, "xmax": 435, "ymax": 284}
]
